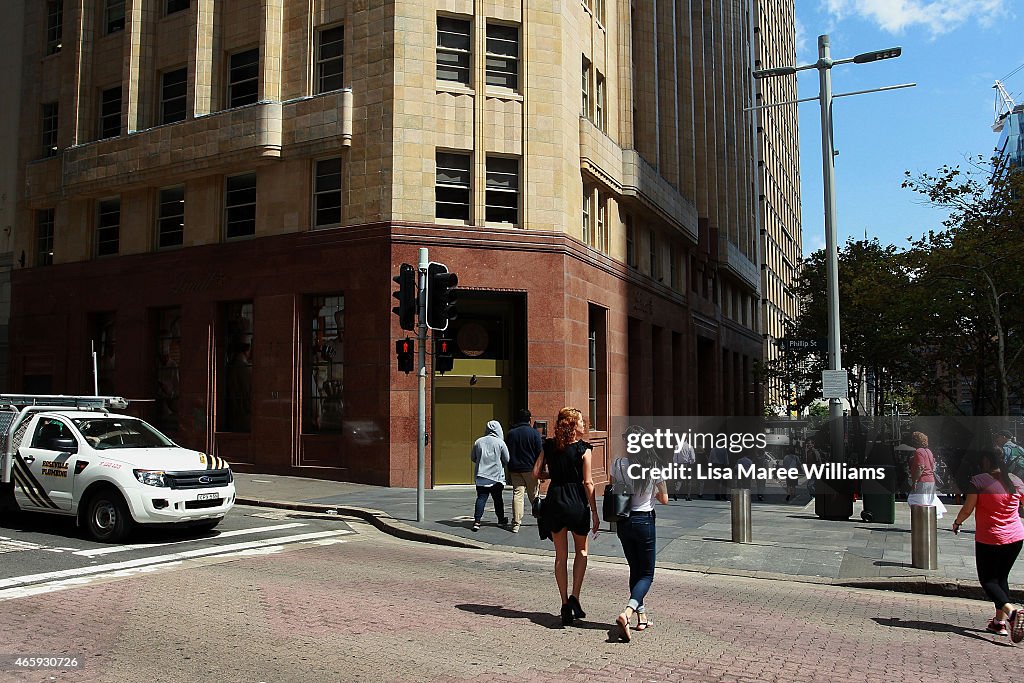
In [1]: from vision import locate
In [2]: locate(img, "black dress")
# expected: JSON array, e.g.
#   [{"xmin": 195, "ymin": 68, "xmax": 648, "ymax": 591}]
[{"xmin": 539, "ymin": 439, "xmax": 592, "ymax": 539}]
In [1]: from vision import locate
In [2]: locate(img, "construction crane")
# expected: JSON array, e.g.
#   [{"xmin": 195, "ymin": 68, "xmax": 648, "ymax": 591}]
[{"xmin": 993, "ymin": 80, "xmax": 1017, "ymax": 133}]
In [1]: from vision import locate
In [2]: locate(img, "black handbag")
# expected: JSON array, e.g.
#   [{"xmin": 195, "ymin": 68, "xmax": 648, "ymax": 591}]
[
  {"xmin": 531, "ymin": 495, "xmax": 544, "ymax": 518},
  {"xmin": 602, "ymin": 483, "xmax": 631, "ymax": 522}
]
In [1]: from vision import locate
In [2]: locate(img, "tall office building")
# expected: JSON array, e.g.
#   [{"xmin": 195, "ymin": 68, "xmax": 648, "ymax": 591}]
[
  {"xmin": 753, "ymin": 0, "xmax": 802, "ymax": 414},
  {"xmin": 9, "ymin": 0, "xmax": 766, "ymax": 485},
  {"xmin": 0, "ymin": 1, "xmax": 23, "ymax": 392}
]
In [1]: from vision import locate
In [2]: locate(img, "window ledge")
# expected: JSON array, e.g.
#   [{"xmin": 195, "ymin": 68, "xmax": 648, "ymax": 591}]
[
  {"xmin": 435, "ymin": 217, "xmax": 472, "ymax": 227},
  {"xmin": 436, "ymin": 82, "xmax": 475, "ymax": 97},
  {"xmin": 484, "ymin": 89, "xmax": 523, "ymax": 102}
]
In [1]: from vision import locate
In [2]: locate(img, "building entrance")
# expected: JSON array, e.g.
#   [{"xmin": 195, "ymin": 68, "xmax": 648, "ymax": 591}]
[{"xmin": 431, "ymin": 294, "xmax": 524, "ymax": 485}]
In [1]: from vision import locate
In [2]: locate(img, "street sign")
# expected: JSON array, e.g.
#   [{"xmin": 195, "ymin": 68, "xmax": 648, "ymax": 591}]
[
  {"xmin": 821, "ymin": 369, "xmax": 849, "ymax": 399},
  {"xmin": 781, "ymin": 338, "xmax": 827, "ymax": 352}
]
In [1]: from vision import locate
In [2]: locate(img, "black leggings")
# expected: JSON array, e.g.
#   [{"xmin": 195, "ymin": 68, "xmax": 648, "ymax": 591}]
[{"xmin": 976, "ymin": 540, "xmax": 1023, "ymax": 610}]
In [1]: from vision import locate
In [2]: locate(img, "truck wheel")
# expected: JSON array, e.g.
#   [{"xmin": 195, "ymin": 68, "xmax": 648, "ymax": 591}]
[{"xmin": 85, "ymin": 490, "xmax": 134, "ymax": 543}]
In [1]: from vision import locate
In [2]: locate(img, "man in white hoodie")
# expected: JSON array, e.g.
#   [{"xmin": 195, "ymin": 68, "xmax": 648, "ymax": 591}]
[{"xmin": 471, "ymin": 420, "xmax": 511, "ymax": 531}]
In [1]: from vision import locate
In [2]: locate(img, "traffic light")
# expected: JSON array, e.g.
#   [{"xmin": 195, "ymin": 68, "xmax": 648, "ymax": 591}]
[
  {"xmin": 392, "ymin": 263, "xmax": 416, "ymax": 331},
  {"xmin": 435, "ymin": 337, "xmax": 454, "ymax": 374},
  {"xmin": 396, "ymin": 338, "xmax": 414, "ymax": 373},
  {"xmin": 425, "ymin": 262, "xmax": 458, "ymax": 331}
]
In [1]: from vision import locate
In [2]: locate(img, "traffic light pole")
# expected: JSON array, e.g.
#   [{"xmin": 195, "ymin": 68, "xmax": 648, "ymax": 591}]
[{"xmin": 416, "ymin": 247, "xmax": 429, "ymax": 523}]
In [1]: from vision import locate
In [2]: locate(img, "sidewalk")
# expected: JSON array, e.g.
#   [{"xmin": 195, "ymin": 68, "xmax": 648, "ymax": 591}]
[{"xmin": 233, "ymin": 472, "xmax": 1021, "ymax": 600}]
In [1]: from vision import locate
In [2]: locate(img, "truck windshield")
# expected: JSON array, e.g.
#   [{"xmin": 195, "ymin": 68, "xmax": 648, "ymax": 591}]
[{"xmin": 71, "ymin": 418, "xmax": 177, "ymax": 450}]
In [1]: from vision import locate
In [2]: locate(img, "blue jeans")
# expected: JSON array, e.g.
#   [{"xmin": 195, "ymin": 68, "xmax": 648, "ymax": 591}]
[
  {"xmin": 474, "ymin": 483, "xmax": 506, "ymax": 522},
  {"xmin": 616, "ymin": 512, "xmax": 657, "ymax": 611}
]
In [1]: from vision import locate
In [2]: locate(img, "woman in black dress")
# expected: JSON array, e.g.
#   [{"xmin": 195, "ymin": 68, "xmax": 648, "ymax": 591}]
[{"xmin": 532, "ymin": 407, "xmax": 600, "ymax": 625}]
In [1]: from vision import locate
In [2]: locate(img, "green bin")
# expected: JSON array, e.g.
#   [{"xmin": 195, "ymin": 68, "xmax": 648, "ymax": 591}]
[{"xmin": 860, "ymin": 465, "xmax": 896, "ymax": 524}]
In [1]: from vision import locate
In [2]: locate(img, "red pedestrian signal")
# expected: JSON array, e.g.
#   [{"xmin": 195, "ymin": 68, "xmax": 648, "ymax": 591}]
[
  {"xmin": 396, "ymin": 338, "xmax": 414, "ymax": 373},
  {"xmin": 435, "ymin": 337, "xmax": 454, "ymax": 374}
]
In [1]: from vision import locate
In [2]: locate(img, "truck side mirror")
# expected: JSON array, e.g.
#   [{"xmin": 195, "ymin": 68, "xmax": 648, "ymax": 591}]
[{"xmin": 49, "ymin": 436, "xmax": 78, "ymax": 454}]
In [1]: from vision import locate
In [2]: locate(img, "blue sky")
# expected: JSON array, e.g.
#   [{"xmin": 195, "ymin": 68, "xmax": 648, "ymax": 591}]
[{"xmin": 788, "ymin": 1, "xmax": 1023, "ymax": 256}]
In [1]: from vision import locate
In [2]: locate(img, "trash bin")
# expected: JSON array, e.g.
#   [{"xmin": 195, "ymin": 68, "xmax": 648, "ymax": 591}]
[
  {"xmin": 859, "ymin": 444, "xmax": 897, "ymax": 524},
  {"xmin": 814, "ymin": 477, "xmax": 854, "ymax": 520}
]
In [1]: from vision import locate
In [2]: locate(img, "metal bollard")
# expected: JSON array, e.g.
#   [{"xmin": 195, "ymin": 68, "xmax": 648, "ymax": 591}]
[
  {"xmin": 731, "ymin": 488, "xmax": 752, "ymax": 543},
  {"xmin": 910, "ymin": 505, "xmax": 938, "ymax": 569}
]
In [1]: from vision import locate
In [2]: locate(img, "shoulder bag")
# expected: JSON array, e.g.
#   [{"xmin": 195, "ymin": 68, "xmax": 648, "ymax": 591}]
[{"xmin": 602, "ymin": 458, "xmax": 632, "ymax": 522}]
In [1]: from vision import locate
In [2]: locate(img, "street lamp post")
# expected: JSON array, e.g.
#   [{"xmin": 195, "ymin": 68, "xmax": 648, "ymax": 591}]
[{"xmin": 752, "ymin": 34, "xmax": 913, "ymax": 473}]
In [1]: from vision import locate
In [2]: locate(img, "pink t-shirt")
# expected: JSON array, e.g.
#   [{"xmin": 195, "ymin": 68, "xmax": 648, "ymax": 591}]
[
  {"xmin": 910, "ymin": 448, "xmax": 935, "ymax": 483},
  {"xmin": 970, "ymin": 473, "xmax": 1024, "ymax": 546}
]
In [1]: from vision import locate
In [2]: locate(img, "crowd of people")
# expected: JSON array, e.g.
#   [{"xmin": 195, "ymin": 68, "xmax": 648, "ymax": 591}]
[{"xmin": 468, "ymin": 412, "xmax": 1024, "ymax": 644}]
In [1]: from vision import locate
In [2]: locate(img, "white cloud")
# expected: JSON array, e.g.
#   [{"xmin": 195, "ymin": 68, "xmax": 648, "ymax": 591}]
[{"xmin": 825, "ymin": 0, "xmax": 1007, "ymax": 36}]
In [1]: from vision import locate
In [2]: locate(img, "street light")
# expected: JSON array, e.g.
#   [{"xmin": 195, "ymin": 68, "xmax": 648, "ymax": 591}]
[{"xmin": 751, "ymin": 34, "xmax": 913, "ymax": 478}]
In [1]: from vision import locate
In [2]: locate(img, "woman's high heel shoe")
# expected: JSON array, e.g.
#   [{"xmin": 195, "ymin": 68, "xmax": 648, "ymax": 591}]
[
  {"xmin": 568, "ymin": 595, "xmax": 586, "ymax": 619},
  {"xmin": 560, "ymin": 603, "xmax": 574, "ymax": 626}
]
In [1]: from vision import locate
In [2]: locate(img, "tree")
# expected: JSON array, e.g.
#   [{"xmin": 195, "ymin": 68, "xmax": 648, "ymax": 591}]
[{"xmin": 902, "ymin": 156, "xmax": 1024, "ymax": 415}]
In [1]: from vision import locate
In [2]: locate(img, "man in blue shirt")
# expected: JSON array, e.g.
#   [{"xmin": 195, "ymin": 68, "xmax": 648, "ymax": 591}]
[{"xmin": 505, "ymin": 409, "xmax": 544, "ymax": 533}]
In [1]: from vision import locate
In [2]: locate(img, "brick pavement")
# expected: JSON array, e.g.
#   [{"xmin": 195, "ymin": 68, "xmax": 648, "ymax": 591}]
[{"xmin": 0, "ymin": 520, "xmax": 1019, "ymax": 683}]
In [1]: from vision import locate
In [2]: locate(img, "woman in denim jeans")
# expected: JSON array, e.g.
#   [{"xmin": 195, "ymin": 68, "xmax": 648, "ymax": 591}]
[{"xmin": 609, "ymin": 428, "xmax": 668, "ymax": 641}]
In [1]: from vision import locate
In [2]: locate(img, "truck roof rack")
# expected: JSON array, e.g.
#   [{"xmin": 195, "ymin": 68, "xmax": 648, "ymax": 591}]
[{"xmin": 0, "ymin": 394, "xmax": 129, "ymax": 411}]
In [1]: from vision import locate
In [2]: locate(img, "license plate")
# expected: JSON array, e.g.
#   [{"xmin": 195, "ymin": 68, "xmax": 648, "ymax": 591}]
[{"xmin": 197, "ymin": 493, "xmax": 219, "ymax": 501}]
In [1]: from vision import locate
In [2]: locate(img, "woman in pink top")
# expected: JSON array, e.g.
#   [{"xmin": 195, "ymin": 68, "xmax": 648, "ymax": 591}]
[
  {"xmin": 952, "ymin": 447, "xmax": 1024, "ymax": 642},
  {"xmin": 907, "ymin": 431, "xmax": 946, "ymax": 518}
]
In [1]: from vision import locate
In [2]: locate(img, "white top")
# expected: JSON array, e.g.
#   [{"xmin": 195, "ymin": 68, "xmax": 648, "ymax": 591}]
[{"xmin": 614, "ymin": 457, "xmax": 664, "ymax": 512}]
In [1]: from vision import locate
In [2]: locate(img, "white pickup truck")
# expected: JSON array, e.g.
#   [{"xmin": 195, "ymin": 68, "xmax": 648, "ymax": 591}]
[{"xmin": 0, "ymin": 395, "xmax": 236, "ymax": 542}]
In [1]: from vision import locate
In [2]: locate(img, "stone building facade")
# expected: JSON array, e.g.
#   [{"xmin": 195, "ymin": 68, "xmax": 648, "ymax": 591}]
[{"xmin": 10, "ymin": 0, "xmax": 765, "ymax": 485}]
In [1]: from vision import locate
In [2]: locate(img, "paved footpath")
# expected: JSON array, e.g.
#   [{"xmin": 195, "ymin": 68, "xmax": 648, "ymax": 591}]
[
  {"xmin": 0, "ymin": 521, "xmax": 1018, "ymax": 683},
  {"xmin": 233, "ymin": 473, "xmax": 1023, "ymax": 598}
]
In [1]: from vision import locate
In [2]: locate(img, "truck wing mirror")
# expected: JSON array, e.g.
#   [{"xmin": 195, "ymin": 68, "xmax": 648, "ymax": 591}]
[{"xmin": 49, "ymin": 436, "xmax": 78, "ymax": 454}]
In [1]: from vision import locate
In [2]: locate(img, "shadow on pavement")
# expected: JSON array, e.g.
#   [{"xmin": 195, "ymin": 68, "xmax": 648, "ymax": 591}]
[
  {"xmin": 872, "ymin": 617, "xmax": 1008, "ymax": 645},
  {"xmin": 456, "ymin": 603, "xmax": 609, "ymax": 631},
  {"xmin": 874, "ymin": 561, "xmax": 911, "ymax": 568}
]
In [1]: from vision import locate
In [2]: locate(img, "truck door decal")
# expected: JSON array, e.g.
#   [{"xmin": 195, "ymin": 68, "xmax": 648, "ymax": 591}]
[{"xmin": 13, "ymin": 453, "xmax": 59, "ymax": 509}]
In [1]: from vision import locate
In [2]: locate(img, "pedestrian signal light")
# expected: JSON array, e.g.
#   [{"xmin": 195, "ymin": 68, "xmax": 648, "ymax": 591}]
[
  {"xmin": 435, "ymin": 337, "xmax": 454, "ymax": 374},
  {"xmin": 396, "ymin": 338, "xmax": 414, "ymax": 373},
  {"xmin": 392, "ymin": 263, "xmax": 416, "ymax": 331},
  {"xmin": 425, "ymin": 262, "xmax": 458, "ymax": 331}
]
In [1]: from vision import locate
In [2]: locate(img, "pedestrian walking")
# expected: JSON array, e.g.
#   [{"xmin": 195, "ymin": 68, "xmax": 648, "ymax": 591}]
[
  {"xmin": 505, "ymin": 409, "xmax": 544, "ymax": 533},
  {"xmin": 994, "ymin": 429, "xmax": 1024, "ymax": 479},
  {"xmin": 470, "ymin": 420, "xmax": 510, "ymax": 532},
  {"xmin": 804, "ymin": 441, "xmax": 821, "ymax": 498},
  {"xmin": 907, "ymin": 431, "xmax": 946, "ymax": 519},
  {"xmin": 671, "ymin": 438, "xmax": 696, "ymax": 501},
  {"xmin": 609, "ymin": 427, "xmax": 669, "ymax": 642},
  {"xmin": 532, "ymin": 407, "xmax": 599, "ymax": 626},
  {"xmin": 952, "ymin": 447, "xmax": 1024, "ymax": 642},
  {"xmin": 781, "ymin": 448, "xmax": 801, "ymax": 502}
]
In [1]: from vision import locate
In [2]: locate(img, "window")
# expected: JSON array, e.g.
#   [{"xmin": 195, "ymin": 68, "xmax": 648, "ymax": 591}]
[
  {"xmin": 581, "ymin": 58, "xmax": 590, "ymax": 117},
  {"xmin": 670, "ymin": 245, "xmax": 679, "ymax": 290},
  {"xmin": 157, "ymin": 186, "xmax": 184, "ymax": 248},
  {"xmin": 31, "ymin": 418, "xmax": 71, "ymax": 448},
  {"xmin": 154, "ymin": 308, "xmax": 181, "ymax": 432},
  {"xmin": 225, "ymin": 172, "xmax": 257, "ymax": 238},
  {"xmin": 437, "ymin": 16, "xmax": 471, "ymax": 85},
  {"xmin": 96, "ymin": 198, "xmax": 120, "ymax": 257},
  {"xmin": 595, "ymin": 194, "xmax": 606, "ymax": 252},
  {"xmin": 314, "ymin": 158, "xmax": 342, "ymax": 227},
  {"xmin": 166, "ymin": 0, "xmax": 189, "ymax": 14},
  {"xmin": 485, "ymin": 24, "xmax": 518, "ymax": 90},
  {"xmin": 595, "ymin": 72, "xmax": 606, "ymax": 132},
  {"xmin": 595, "ymin": 0, "xmax": 606, "ymax": 24},
  {"xmin": 99, "ymin": 85, "xmax": 121, "ymax": 139},
  {"xmin": 582, "ymin": 186, "xmax": 591, "ymax": 244},
  {"xmin": 436, "ymin": 151, "xmax": 471, "ymax": 220},
  {"xmin": 625, "ymin": 214, "xmax": 636, "ymax": 267},
  {"xmin": 220, "ymin": 302, "xmax": 253, "ymax": 433},
  {"xmin": 485, "ymin": 156, "xmax": 519, "ymax": 224},
  {"xmin": 160, "ymin": 68, "xmax": 187, "ymax": 124},
  {"xmin": 37, "ymin": 209, "xmax": 54, "ymax": 266},
  {"xmin": 307, "ymin": 294, "xmax": 345, "ymax": 432},
  {"xmin": 588, "ymin": 305, "xmax": 607, "ymax": 430},
  {"xmin": 46, "ymin": 1, "xmax": 63, "ymax": 55},
  {"xmin": 228, "ymin": 49, "xmax": 260, "ymax": 108},
  {"xmin": 89, "ymin": 312, "xmax": 116, "ymax": 396},
  {"xmin": 41, "ymin": 102, "xmax": 58, "ymax": 158},
  {"xmin": 648, "ymin": 228, "xmax": 658, "ymax": 278},
  {"xmin": 316, "ymin": 25, "xmax": 344, "ymax": 94},
  {"xmin": 105, "ymin": 0, "xmax": 125, "ymax": 34}
]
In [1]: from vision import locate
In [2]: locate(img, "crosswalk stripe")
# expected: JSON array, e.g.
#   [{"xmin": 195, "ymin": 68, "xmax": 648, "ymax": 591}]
[
  {"xmin": 73, "ymin": 522, "xmax": 307, "ymax": 557},
  {"xmin": 0, "ymin": 529, "xmax": 353, "ymax": 591}
]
